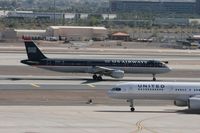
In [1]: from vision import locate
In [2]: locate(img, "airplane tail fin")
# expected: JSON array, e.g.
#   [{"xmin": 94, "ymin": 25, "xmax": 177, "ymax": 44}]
[{"xmin": 24, "ymin": 41, "xmax": 47, "ymax": 61}]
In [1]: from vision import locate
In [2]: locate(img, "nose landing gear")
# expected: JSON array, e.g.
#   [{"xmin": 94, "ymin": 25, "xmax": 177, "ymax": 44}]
[
  {"xmin": 128, "ymin": 99, "xmax": 135, "ymax": 112},
  {"xmin": 153, "ymin": 74, "xmax": 156, "ymax": 81}
]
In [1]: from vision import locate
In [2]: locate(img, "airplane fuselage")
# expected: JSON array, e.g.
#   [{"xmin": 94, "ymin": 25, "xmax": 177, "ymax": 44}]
[
  {"xmin": 21, "ymin": 58, "xmax": 170, "ymax": 74},
  {"xmin": 108, "ymin": 82, "xmax": 200, "ymax": 101},
  {"xmin": 21, "ymin": 40, "xmax": 171, "ymax": 80},
  {"xmin": 108, "ymin": 82, "xmax": 200, "ymax": 111}
]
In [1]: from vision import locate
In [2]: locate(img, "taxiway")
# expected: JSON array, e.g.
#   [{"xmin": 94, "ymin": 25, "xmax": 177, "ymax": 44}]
[{"xmin": 1, "ymin": 48, "xmax": 200, "ymax": 133}]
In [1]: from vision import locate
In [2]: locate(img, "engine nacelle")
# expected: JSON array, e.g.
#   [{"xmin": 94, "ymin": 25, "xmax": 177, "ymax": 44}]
[
  {"xmin": 174, "ymin": 100, "xmax": 187, "ymax": 107},
  {"xmin": 188, "ymin": 97, "xmax": 200, "ymax": 110},
  {"xmin": 111, "ymin": 70, "xmax": 124, "ymax": 78}
]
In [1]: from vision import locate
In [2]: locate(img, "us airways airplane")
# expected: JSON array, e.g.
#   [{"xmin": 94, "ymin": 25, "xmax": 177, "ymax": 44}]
[
  {"xmin": 108, "ymin": 82, "xmax": 200, "ymax": 111},
  {"xmin": 21, "ymin": 41, "xmax": 171, "ymax": 81}
]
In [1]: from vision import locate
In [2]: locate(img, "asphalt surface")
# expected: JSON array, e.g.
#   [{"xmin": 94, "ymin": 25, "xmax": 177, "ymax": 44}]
[
  {"xmin": 1, "ymin": 49, "xmax": 200, "ymax": 106},
  {"xmin": 1, "ymin": 47, "xmax": 200, "ymax": 133},
  {"xmin": 0, "ymin": 106, "xmax": 199, "ymax": 133}
]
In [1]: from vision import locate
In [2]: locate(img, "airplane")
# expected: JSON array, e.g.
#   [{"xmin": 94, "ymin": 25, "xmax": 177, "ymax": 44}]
[
  {"xmin": 108, "ymin": 81, "xmax": 200, "ymax": 112},
  {"xmin": 21, "ymin": 40, "xmax": 171, "ymax": 81},
  {"xmin": 176, "ymin": 40, "xmax": 200, "ymax": 49}
]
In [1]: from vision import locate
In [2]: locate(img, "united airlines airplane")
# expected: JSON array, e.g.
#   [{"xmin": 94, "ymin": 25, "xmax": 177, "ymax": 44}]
[
  {"xmin": 21, "ymin": 41, "xmax": 171, "ymax": 81},
  {"xmin": 108, "ymin": 82, "xmax": 200, "ymax": 111}
]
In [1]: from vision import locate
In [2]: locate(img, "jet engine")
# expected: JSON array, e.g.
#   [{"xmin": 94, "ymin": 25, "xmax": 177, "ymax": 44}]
[
  {"xmin": 174, "ymin": 100, "xmax": 187, "ymax": 107},
  {"xmin": 188, "ymin": 97, "xmax": 200, "ymax": 110},
  {"xmin": 111, "ymin": 70, "xmax": 124, "ymax": 78}
]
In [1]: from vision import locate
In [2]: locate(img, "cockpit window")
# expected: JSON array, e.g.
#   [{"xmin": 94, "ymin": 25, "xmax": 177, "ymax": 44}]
[{"xmin": 111, "ymin": 88, "xmax": 121, "ymax": 91}]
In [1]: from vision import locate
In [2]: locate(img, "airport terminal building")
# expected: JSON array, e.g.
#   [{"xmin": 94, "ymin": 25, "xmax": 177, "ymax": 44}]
[{"xmin": 110, "ymin": 0, "xmax": 200, "ymax": 14}]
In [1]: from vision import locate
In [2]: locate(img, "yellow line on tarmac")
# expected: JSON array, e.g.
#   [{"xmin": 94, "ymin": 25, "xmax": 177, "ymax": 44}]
[
  {"xmin": 135, "ymin": 120, "xmax": 143, "ymax": 132},
  {"xmin": 87, "ymin": 84, "xmax": 95, "ymax": 88},
  {"xmin": 30, "ymin": 83, "xmax": 40, "ymax": 88},
  {"xmin": 134, "ymin": 115, "xmax": 169, "ymax": 133}
]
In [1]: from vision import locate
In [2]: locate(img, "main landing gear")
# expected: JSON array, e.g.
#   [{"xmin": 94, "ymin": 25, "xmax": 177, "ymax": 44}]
[
  {"xmin": 153, "ymin": 74, "xmax": 156, "ymax": 81},
  {"xmin": 128, "ymin": 99, "xmax": 135, "ymax": 112},
  {"xmin": 93, "ymin": 74, "xmax": 103, "ymax": 81}
]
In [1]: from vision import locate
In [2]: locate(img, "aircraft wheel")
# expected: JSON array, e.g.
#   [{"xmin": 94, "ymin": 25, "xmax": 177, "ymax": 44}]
[
  {"xmin": 93, "ymin": 75, "xmax": 98, "ymax": 80},
  {"xmin": 153, "ymin": 74, "xmax": 156, "ymax": 81},
  {"xmin": 130, "ymin": 107, "xmax": 135, "ymax": 112},
  {"xmin": 97, "ymin": 76, "xmax": 103, "ymax": 81}
]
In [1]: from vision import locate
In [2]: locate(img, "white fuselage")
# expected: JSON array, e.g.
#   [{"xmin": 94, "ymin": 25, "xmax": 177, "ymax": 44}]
[{"xmin": 108, "ymin": 82, "xmax": 200, "ymax": 101}]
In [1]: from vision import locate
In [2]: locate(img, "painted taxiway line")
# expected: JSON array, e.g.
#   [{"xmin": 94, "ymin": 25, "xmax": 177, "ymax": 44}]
[
  {"xmin": 86, "ymin": 84, "xmax": 96, "ymax": 88},
  {"xmin": 30, "ymin": 83, "xmax": 40, "ymax": 88},
  {"xmin": 0, "ymin": 82, "xmax": 115, "ymax": 86},
  {"xmin": 1, "ymin": 75, "xmax": 200, "ymax": 81},
  {"xmin": 1, "ymin": 77, "xmax": 200, "ymax": 83}
]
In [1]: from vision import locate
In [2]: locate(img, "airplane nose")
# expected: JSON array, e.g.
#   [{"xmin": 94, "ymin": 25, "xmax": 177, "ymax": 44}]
[
  {"xmin": 107, "ymin": 90, "xmax": 112, "ymax": 97},
  {"xmin": 107, "ymin": 90, "xmax": 115, "ymax": 98},
  {"xmin": 21, "ymin": 60, "xmax": 28, "ymax": 65}
]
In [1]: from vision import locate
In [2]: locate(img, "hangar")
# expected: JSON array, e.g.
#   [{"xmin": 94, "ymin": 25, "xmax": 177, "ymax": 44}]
[
  {"xmin": 2, "ymin": 29, "xmax": 46, "ymax": 40},
  {"xmin": 46, "ymin": 26, "xmax": 108, "ymax": 41}
]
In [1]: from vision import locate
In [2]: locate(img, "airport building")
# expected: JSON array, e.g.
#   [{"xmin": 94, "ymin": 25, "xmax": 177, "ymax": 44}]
[
  {"xmin": 2, "ymin": 26, "xmax": 108, "ymax": 41},
  {"xmin": 110, "ymin": 0, "xmax": 199, "ymax": 14},
  {"xmin": 7, "ymin": 11, "xmax": 64, "ymax": 20},
  {"xmin": 2, "ymin": 29, "xmax": 46, "ymax": 40},
  {"xmin": 7, "ymin": 11, "xmax": 117, "ymax": 21},
  {"xmin": 46, "ymin": 26, "xmax": 108, "ymax": 41},
  {"xmin": 153, "ymin": 18, "xmax": 189, "ymax": 26}
]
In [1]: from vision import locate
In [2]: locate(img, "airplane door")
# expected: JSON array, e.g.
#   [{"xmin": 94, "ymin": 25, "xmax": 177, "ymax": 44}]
[
  {"xmin": 47, "ymin": 60, "xmax": 51, "ymax": 65},
  {"xmin": 123, "ymin": 85, "xmax": 134, "ymax": 93},
  {"xmin": 165, "ymin": 85, "xmax": 174, "ymax": 99},
  {"xmin": 85, "ymin": 61, "xmax": 93, "ymax": 73},
  {"xmin": 47, "ymin": 60, "xmax": 55, "ymax": 66}
]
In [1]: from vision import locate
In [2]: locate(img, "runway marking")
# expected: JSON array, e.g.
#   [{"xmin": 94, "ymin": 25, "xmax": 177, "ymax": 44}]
[
  {"xmin": 87, "ymin": 84, "xmax": 95, "ymax": 88},
  {"xmin": 30, "ymin": 83, "xmax": 40, "ymax": 88},
  {"xmin": 135, "ymin": 119, "xmax": 158, "ymax": 133},
  {"xmin": 133, "ymin": 115, "xmax": 170, "ymax": 133},
  {"xmin": 134, "ymin": 118, "xmax": 158, "ymax": 133}
]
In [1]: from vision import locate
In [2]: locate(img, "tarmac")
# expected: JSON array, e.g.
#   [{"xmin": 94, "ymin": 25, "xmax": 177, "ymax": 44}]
[
  {"xmin": 1, "ymin": 45, "xmax": 200, "ymax": 133},
  {"xmin": 0, "ymin": 106, "xmax": 199, "ymax": 133}
]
